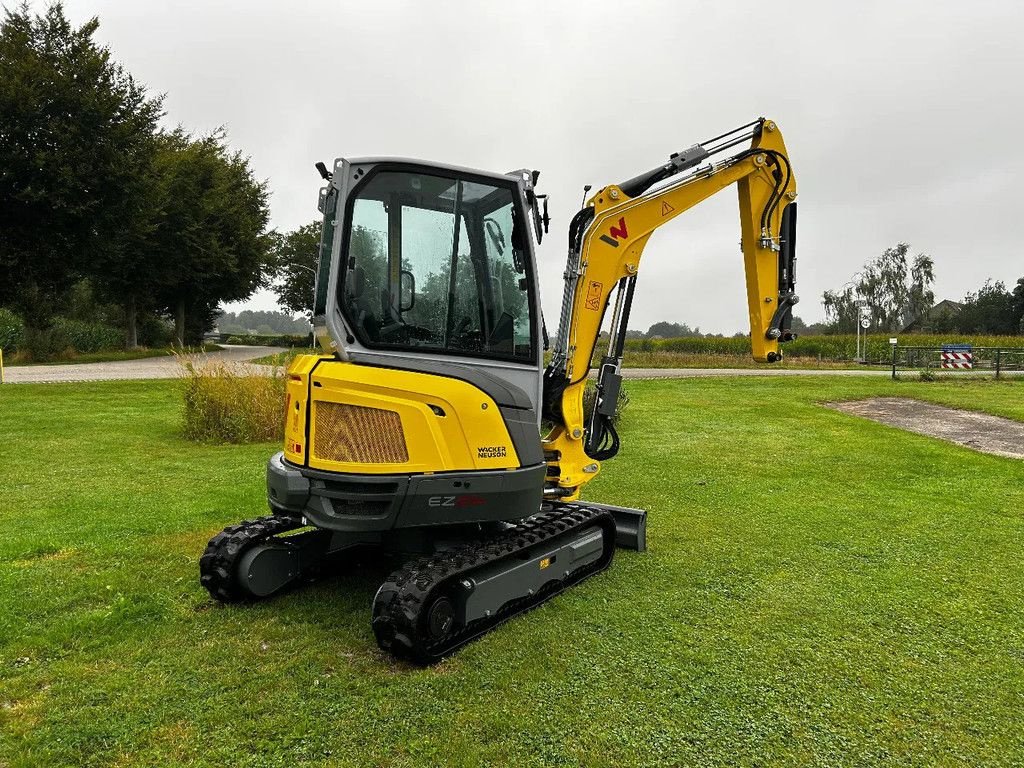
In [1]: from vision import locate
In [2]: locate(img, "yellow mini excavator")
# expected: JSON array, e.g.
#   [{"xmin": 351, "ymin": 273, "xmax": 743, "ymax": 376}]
[{"xmin": 201, "ymin": 118, "xmax": 798, "ymax": 663}]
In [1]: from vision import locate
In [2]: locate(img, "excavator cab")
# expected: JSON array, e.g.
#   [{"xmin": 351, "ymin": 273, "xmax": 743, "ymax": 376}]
[{"xmin": 313, "ymin": 160, "xmax": 547, "ymax": 415}]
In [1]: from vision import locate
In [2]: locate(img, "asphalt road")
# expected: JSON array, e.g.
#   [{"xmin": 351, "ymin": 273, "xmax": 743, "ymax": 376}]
[
  {"xmin": 5, "ymin": 351, "xmax": 1018, "ymax": 385},
  {"xmin": 2, "ymin": 345, "xmax": 285, "ymax": 384}
]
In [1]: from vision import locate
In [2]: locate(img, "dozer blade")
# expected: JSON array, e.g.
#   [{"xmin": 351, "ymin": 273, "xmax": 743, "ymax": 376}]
[
  {"xmin": 577, "ymin": 501, "xmax": 646, "ymax": 552},
  {"xmin": 371, "ymin": 503, "xmax": 618, "ymax": 665}
]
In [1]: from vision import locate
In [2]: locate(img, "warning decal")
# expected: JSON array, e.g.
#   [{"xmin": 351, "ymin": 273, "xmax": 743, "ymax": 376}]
[
  {"xmin": 661, "ymin": 201, "xmax": 675, "ymax": 216},
  {"xmin": 585, "ymin": 281, "xmax": 603, "ymax": 311}
]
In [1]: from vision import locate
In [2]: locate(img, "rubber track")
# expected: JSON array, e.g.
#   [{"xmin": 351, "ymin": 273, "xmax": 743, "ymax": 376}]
[
  {"xmin": 199, "ymin": 515, "xmax": 302, "ymax": 602},
  {"xmin": 371, "ymin": 503, "xmax": 616, "ymax": 665}
]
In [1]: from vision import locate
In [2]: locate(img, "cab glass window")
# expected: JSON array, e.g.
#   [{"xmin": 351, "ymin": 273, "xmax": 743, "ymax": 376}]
[{"xmin": 339, "ymin": 170, "xmax": 534, "ymax": 361}]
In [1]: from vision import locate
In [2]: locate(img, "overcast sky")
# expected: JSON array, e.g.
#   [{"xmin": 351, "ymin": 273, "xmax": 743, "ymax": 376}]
[{"xmin": 60, "ymin": 0, "xmax": 1024, "ymax": 334}]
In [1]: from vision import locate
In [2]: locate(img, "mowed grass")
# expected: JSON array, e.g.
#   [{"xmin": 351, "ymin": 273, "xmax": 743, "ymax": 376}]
[{"xmin": 1, "ymin": 376, "xmax": 1022, "ymax": 767}]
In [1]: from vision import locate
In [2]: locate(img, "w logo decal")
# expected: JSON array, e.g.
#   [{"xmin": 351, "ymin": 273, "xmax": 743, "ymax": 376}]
[{"xmin": 599, "ymin": 217, "xmax": 629, "ymax": 247}]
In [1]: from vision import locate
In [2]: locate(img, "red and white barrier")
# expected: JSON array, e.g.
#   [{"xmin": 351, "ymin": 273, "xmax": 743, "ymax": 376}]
[{"xmin": 941, "ymin": 352, "xmax": 973, "ymax": 369}]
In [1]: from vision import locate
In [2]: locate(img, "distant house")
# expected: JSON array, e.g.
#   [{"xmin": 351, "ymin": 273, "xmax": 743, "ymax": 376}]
[{"xmin": 901, "ymin": 299, "xmax": 962, "ymax": 332}]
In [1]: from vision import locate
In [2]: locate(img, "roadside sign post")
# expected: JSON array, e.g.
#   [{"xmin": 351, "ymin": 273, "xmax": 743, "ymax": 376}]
[
  {"xmin": 854, "ymin": 300, "xmax": 869, "ymax": 362},
  {"xmin": 890, "ymin": 338, "xmax": 898, "ymax": 380}
]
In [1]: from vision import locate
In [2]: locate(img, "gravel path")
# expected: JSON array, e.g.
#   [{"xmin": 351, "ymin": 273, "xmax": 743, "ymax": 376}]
[
  {"xmin": 3, "ymin": 346, "xmax": 285, "ymax": 384},
  {"xmin": 827, "ymin": 397, "xmax": 1024, "ymax": 459}
]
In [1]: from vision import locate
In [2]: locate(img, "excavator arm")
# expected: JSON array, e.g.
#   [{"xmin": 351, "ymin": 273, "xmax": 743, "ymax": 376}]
[{"xmin": 542, "ymin": 118, "xmax": 798, "ymax": 500}]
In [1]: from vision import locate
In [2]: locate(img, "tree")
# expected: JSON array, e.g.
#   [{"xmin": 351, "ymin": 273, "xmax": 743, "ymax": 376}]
[
  {"xmin": 821, "ymin": 285, "xmax": 858, "ymax": 333},
  {"xmin": 1013, "ymin": 277, "xmax": 1024, "ymax": 334},
  {"xmin": 0, "ymin": 3, "xmax": 162, "ymax": 349},
  {"xmin": 958, "ymin": 280, "xmax": 1016, "ymax": 335},
  {"xmin": 823, "ymin": 243, "xmax": 935, "ymax": 333},
  {"xmin": 92, "ymin": 142, "xmax": 165, "ymax": 348},
  {"xmin": 148, "ymin": 129, "xmax": 273, "ymax": 345},
  {"xmin": 270, "ymin": 221, "xmax": 321, "ymax": 318},
  {"xmin": 645, "ymin": 321, "xmax": 700, "ymax": 339}
]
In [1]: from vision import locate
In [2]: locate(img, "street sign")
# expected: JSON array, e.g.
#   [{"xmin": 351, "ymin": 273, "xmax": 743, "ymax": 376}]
[{"xmin": 860, "ymin": 318, "xmax": 870, "ymax": 329}]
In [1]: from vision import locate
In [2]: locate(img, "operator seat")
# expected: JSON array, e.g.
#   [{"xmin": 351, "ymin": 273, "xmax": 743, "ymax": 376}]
[{"xmin": 347, "ymin": 266, "xmax": 380, "ymax": 341}]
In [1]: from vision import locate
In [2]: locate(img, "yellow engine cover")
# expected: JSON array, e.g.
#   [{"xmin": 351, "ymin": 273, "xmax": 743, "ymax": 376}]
[{"xmin": 283, "ymin": 356, "xmax": 521, "ymax": 475}]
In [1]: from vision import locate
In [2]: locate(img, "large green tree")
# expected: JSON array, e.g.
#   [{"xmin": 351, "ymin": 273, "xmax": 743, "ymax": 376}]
[
  {"xmin": 270, "ymin": 220, "xmax": 321, "ymax": 318},
  {"xmin": 823, "ymin": 243, "xmax": 935, "ymax": 333},
  {"xmin": 0, "ymin": 3, "xmax": 162, "ymax": 346},
  {"xmin": 148, "ymin": 129, "xmax": 273, "ymax": 345},
  {"xmin": 645, "ymin": 321, "xmax": 701, "ymax": 339},
  {"xmin": 1013, "ymin": 277, "xmax": 1024, "ymax": 334},
  {"xmin": 958, "ymin": 280, "xmax": 1017, "ymax": 335}
]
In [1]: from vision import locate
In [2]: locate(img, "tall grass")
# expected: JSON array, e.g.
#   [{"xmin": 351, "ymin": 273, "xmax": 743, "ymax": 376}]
[{"xmin": 179, "ymin": 358, "xmax": 285, "ymax": 443}]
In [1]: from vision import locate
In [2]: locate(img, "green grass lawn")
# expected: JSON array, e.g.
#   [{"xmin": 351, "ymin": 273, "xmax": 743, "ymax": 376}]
[{"xmin": 1, "ymin": 377, "xmax": 1022, "ymax": 767}]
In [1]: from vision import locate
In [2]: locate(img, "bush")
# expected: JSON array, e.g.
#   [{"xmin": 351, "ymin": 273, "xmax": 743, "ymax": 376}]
[
  {"xmin": 19, "ymin": 324, "xmax": 73, "ymax": 360},
  {"xmin": 52, "ymin": 318, "xmax": 123, "ymax": 352},
  {"xmin": 13, "ymin": 318, "xmax": 123, "ymax": 361},
  {"xmin": 180, "ymin": 358, "xmax": 285, "ymax": 443},
  {"xmin": 0, "ymin": 308, "xmax": 23, "ymax": 353},
  {"xmin": 137, "ymin": 313, "xmax": 175, "ymax": 347}
]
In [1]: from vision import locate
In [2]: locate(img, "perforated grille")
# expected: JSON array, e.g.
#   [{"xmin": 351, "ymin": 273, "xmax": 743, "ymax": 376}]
[{"xmin": 312, "ymin": 402, "xmax": 408, "ymax": 464}]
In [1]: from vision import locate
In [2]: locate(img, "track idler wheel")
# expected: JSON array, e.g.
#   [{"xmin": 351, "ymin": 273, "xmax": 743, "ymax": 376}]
[
  {"xmin": 425, "ymin": 595, "xmax": 456, "ymax": 642},
  {"xmin": 199, "ymin": 515, "xmax": 312, "ymax": 602}
]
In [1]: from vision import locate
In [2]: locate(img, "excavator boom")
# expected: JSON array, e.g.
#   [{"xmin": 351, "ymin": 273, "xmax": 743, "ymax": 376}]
[{"xmin": 543, "ymin": 118, "xmax": 797, "ymax": 499}]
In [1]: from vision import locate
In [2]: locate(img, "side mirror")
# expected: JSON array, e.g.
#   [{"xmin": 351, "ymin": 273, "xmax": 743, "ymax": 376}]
[{"xmin": 400, "ymin": 269, "xmax": 415, "ymax": 312}]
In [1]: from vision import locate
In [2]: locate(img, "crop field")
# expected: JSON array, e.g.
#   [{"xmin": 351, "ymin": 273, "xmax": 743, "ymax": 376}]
[
  {"xmin": 623, "ymin": 333, "xmax": 1024, "ymax": 362},
  {"xmin": 1, "ymin": 377, "xmax": 1023, "ymax": 767}
]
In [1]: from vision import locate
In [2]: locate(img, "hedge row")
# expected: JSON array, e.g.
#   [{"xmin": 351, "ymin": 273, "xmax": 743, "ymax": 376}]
[
  {"xmin": 221, "ymin": 333, "xmax": 312, "ymax": 347},
  {"xmin": 0, "ymin": 311, "xmax": 124, "ymax": 355}
]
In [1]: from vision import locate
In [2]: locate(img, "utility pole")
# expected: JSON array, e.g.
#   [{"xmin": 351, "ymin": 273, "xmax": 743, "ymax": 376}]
[{"xmin": 843, "ymin": 272, "xmax": 865, "ymax": 363}]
